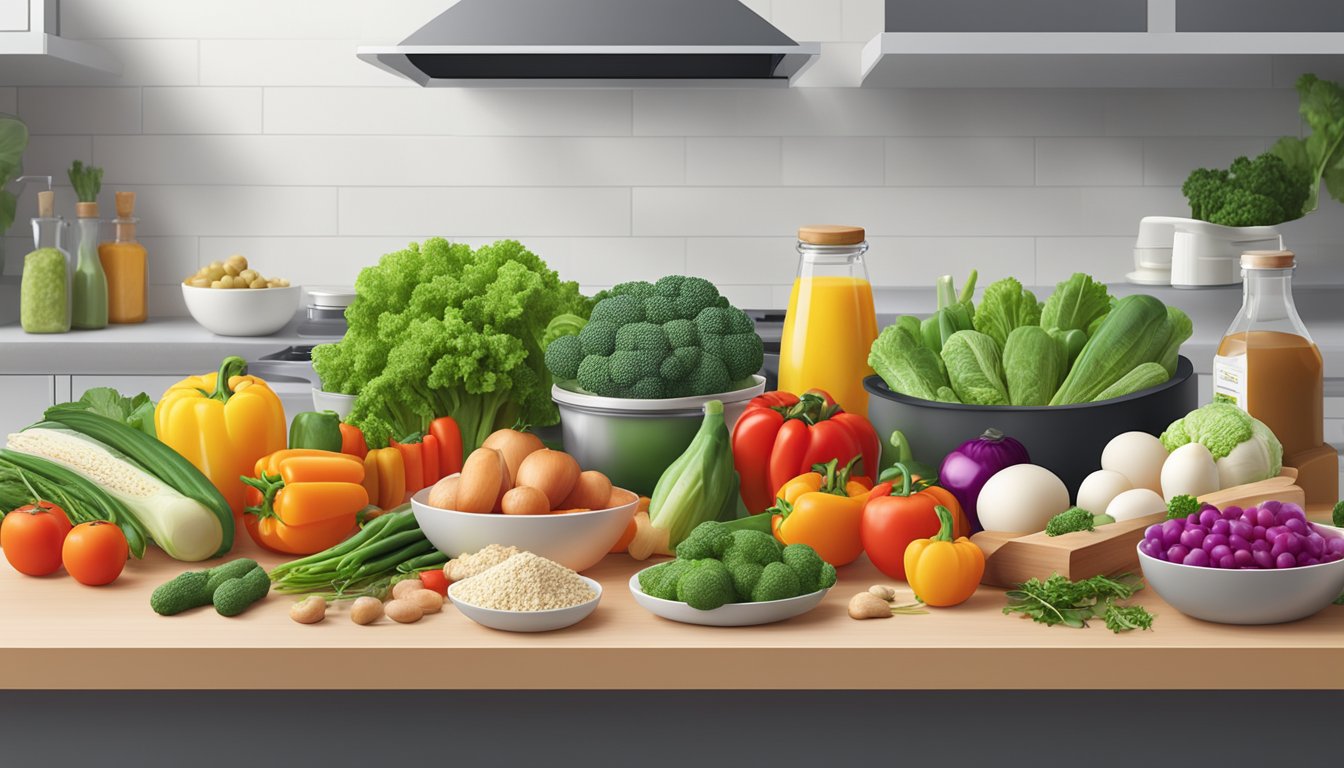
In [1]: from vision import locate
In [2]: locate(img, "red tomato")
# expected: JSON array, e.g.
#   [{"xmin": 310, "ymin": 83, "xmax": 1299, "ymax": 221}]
[
  {"xmin": 417, "ymin": 569, "xmax": 449, "ymax": 596},
  {"xmin": 61, "ymin": 521, "xmax": 129, "ymax": 586},
  {"xmin": 1, "ymin": 502, "xmax": 71, "ymax": 577}
]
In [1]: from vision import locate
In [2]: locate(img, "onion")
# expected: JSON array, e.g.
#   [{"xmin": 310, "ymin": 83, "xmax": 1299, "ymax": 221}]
[{"xmin": 937, "ymin": 428, "xmax": 1031, "ymax": 533}]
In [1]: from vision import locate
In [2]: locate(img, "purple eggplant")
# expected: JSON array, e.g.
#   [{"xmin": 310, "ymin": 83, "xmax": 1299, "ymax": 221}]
[{"xmin": 938, "ymin": 428, "xmax": 1030, "ymax": 533}]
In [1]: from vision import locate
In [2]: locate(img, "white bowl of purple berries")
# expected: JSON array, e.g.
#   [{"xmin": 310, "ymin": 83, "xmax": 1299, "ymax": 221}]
[{"xmin": 1137, "ymin": 500, "xmax": 1344, "ymax": 625}]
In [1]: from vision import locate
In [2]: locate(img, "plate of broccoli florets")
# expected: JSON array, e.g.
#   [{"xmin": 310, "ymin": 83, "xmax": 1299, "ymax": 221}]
[{"xmin": 629, "ymin": 521, "xmax": 836, "ymax": 626}]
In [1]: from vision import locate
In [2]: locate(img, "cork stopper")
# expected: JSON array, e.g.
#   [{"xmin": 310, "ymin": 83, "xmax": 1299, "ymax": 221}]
[
  {"xmin": 1242, "ymin": 250, "xmax": 1295, "ymax": 270},
  {"xmin": 37, "ymin": 190, "xmax": 54, "ymax": 218},
  {"xmin": 76, "ymin": 201, "xmax": 99, "ymax": 219},
  {"xmin": 114, "ymin": 191, "xmax": 137, "ymax": 241},
  {"xmin": 798, "ymin": 225, "xmax": 866, "ymax": 246}
]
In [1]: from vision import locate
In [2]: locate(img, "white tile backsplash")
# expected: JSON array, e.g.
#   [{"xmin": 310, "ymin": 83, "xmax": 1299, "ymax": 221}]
[
  {"xmin": 1036, "ymin": 138, "xmax": 1144, "ymax": 186},
  {"xmin": 1, "ymin": 0, "xmax": 1342, "ymax": 319},
  {"xmin": 885, "ymin": 137, "xmax": 1035, "ymax": 186},
  {"xmin": 142, "ymin": 88, "xmax": 263, "ymax": 134}
]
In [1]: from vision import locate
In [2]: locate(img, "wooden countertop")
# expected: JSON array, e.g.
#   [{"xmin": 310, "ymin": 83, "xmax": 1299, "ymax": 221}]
[{"xmin": 2, "ymin": 539, "xmax": 1342, "ymax": 691}]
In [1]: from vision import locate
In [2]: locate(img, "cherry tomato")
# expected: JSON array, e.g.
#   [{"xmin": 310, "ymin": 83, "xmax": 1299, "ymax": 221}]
[
  {"xmin": 62, "ymin": 521, "xmax": 129, "ymax": 586},
  {"xmin": 1, "ymin": 502, "xmax": 71, "ymax": 577},
  {"xmin": 417, "ymin": 569, "xmax": 449, "ymax": 596}
]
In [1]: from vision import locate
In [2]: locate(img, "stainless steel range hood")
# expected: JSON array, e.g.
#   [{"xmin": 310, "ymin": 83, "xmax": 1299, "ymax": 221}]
[{"xmin": 356, "ymin": 0, "xmax": 819, "ymax": 86}]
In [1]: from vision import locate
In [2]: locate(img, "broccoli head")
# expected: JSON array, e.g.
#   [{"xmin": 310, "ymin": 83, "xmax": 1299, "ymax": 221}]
[
  {"xmin": 722, "ymin": 529, "xmax": 783, "ymax": 567},
  {"xmin": 544, "ymin": 275, "xmax": 762, "ymax": 399},
  {"xmin": 1045, "ymin": 507, "xmax": 1096, "ymax": 537},
  {"xmin": 817, "ymin": 562, "xmax": 837, "ymax": 590},
  {"xmin": 676, "ymin": 521, "xmax": 733, "ymax": 561},
  {"xmin": 726, "ymin": 561, "xmax": 764, "ymax": 602},
  {"xmin": 1333, "ymin": 500, "xmax": 1344, "ymax": 528},
  {"xmin": 751, "ymin": 561, "xmax": 803, "ymax": 602},
  {"xmin": 1166, "ymin": 495, "xmax": 1201, "ymax": 521},
  {"xmin": 1182, "ymin": 152, "xmax": 1312, "ymax": 227},
  {"xmin": 781, "ymin": 544, "xmax": 827, "ymax": 593},
  {"xmin": 638, "ymin": 560, "xmax": 694, "ymax": 601},
  {"xmin": 675, "ymin": 559, "xmax": 736, "ymax": 611}
]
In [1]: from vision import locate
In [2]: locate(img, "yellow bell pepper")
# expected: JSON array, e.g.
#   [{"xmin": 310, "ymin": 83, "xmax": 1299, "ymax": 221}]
[
  {"xmin": 904, "ymin": 505, "xmax": 985, "ymax": 607},
  {"xmin": 769, "ymin": 457, "xmax": 869, "ymax": 567},
  {"xmin": 156, "ymin": 356, "xmax": 287, "ymax": 518}
]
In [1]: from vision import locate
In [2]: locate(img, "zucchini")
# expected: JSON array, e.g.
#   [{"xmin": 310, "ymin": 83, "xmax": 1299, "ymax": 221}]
[
  {"xmin": 0, "ymin": 449, "xmax": 148, "ymax": 557},
  {"xmin": 39, "ymin": 408, "xmax": 234, "ymax": 556}
]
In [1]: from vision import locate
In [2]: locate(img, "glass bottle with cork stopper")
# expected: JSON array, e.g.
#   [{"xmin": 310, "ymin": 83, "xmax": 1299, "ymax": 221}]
[
  {"xmin": 777, "ymin": 225, "xmax": 878, "ymax": 415},
  {"xmin": 68, "ymin": 160, "xmax": 107, "ymax": 330},
  {"xmin": 1214, "ymin": 250, "xmax": 1337, "ymax": 507},
  {"xmin": 19, "ymin": 189, "xmax": 72, "ymax": 334},
  {"xmin": 99, "ymin": 191, "xmax": 147, "ymax": 324}
]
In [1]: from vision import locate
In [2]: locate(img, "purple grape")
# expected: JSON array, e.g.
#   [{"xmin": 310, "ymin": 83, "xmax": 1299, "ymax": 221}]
[
  {"xmin": 1271, "ymin": 538, "xmax": 1289, "ymax": 558},
  {"xmin": 1253, "ymin": 549, "xmax": 1275, "ymax": 569},
  {"xmin": 1255, "ymin": 507, "xmax": 1276, "ymax": 527},
  {"xmin": 1210, "ymin": 518, "xmax": 1231, "ymax": 536},
  {"xmin": 1199, "ymin": 508, "xmax": 1221, "ymax": 528},
  {"xmin": 1276, "ymin": 552, "xmax": 1297, "ymax": 568},
  {"xmin": 1180, "ymin": 528, "xmax": 1206, "ymax": 549},
  {"xmin": 1222, "ymin": 505, "xmax": 1243, "ymax": 520},
  {"xmin": 1186, "ymin": 513, "xmax": 1201, "ymax": 526},
  {"xmin": 1229, "ymin": 534, "xmax": 1250, "ymax": 551},
  {"xmin": 1251, "ymin": 538, "xmax": 1270, "ymax": 552},
  {"xmin": 1167, "ymin": 544, "xmax": 1191, "ymax": 562},
  {"xmin": 1209, "ymin": 544, "xmax": 1232, "ymax": 562},
  {"xmin": 1161, "ymin": 519, "xmax": 1184, "ymax": 547},
  {"xmin": 1230, "ymin": 520, "xmax": 1253, "ymax": 540},
  {"xmin": 1261, "ymin": 500, "xmax": 1282, "ymax": 516},
  {"xmin": 1284, "ymin": 518, "xmax": 1308, "ymax": 535},
  {"xmin": 1144, "ymin": 524, "xmax": 1163, "ymax": 542},
  {"xmin": 1202, "ymin": 533, "xmax": 1229, "ymax": 551},
  {"xmin": 1233, "ymin": 549, "xmax": 1255, "ymax": 568},
  {"xmin": 1300, "ymin": 557, "xmax": 1320, "ymax": 567},
  {"xmin": 1218, "ymin": 554, "xmax": 1237, "ymax": 569},
  {"xmin": 1279, "ymin": 504, "xmax": 1306, "ymax": 522},
  {"xmin": 1183, "ymin": 548, "xmax": 1211, "ymax": 567},
  {"xmin": 1327, "ymin": 538, "xmax": 1344, "ymax": 555},
  {"xmin": 1252, "ymin": 525, "xmax": 1267, "ymax": 540},
  {"xmin": 1139, "ymin": 539, "xmax": 1162, "ymax": 558},
  {"xmin": 1266, "ymin": 525, "xmax": 1289, "ymax": 541},
  {"xmin": 1323, "ymin": 552, "xmax": 1343, "ymax": 563},
  {"xmin": 1280, "ymin": 532, "xmax": 1302, "ymax": 555},
  {"xmin": 1305, "ymin": 534, "xmax": 1325, "ymax": 558}
]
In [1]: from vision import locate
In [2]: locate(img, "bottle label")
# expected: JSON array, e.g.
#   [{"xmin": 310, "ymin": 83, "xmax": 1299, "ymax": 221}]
[{"xmin": 1212, "ymin": 354, "xmax": 1247, "ymax": 409}]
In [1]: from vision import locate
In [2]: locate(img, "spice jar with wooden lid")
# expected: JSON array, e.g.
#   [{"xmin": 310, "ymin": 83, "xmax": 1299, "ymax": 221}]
[{"xmin": 99, "ymin": 191, "xmax": 148, "ymax": 324}]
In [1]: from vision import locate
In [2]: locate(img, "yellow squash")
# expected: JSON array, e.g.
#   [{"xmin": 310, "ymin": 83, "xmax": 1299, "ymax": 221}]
[{"xmin": 155, "ymin": 356, "xmax": 286, "ymax": 518}]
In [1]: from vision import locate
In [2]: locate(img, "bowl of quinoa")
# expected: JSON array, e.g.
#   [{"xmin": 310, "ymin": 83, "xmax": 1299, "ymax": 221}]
[{"xmin": 448, "ymin": 550, "xmax": 602, "ymax": 632}]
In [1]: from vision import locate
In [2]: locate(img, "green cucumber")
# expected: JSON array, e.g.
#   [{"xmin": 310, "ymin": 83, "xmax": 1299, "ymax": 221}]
[{"xmin": 40, "ymin": 409, "xmax": 234, "ymax": 557}]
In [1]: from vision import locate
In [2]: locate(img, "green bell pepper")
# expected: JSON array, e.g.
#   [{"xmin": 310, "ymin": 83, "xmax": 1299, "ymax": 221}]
[{"xmin": 288, "ymin": 410, "xmax": 343, "ymax": 452}]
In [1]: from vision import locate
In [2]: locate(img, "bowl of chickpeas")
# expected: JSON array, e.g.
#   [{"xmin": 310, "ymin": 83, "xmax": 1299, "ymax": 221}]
[{"xmin": 182, "ymin": 254, "xmax": 299, "ymax": 336}]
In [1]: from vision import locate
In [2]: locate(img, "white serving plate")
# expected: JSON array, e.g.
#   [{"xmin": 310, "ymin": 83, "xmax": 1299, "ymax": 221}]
[
  {"xmin": 449, "ymin": 575, "xmax": 602, "ymax": 632},
  {"xmin": 628, "ymin": 568, "xmax": 829, "ymax": 627}
]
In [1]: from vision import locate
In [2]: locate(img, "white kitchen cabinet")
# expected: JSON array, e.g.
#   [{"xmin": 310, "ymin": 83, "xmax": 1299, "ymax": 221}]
[
  {"xmin": 0, "ymin": 0, "xmax": 29, "ymax": 32},
  {"xmin": 0, "ymin": 0, "xmax": 120, "ymax": 81},
  {"xmin": 0, "ymin": 374, "xmax": 52, "ymax": 436}
]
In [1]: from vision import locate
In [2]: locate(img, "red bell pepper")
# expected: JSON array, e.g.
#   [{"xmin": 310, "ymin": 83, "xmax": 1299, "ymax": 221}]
[
  {"xmin": 429, "ymin": 416, "xmax": 463, "ymax": 477},
  {"xmin": 339, "ymin": 423, "xmax": 368, "ymax": 460},
  {"xmin": 731, "ymin": 389, "xmax": 881, "ymax": 515},
  {"xmin": 390, "ymin": 436, "xmax": 424, "ymax": 500},
  {"xmin": 861, "ymin": 464, "xmax": 970, "ymax": 581},
  {"xmin": 421, "ymin": 433, "xmax": 441, "ymax": 487}
]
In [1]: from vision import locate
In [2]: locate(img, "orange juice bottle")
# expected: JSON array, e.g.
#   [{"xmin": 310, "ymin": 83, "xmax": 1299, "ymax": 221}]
[
  {"xmin": 778, "ymin": 225, "xmax": 878, "ymax": 414},
  {"xmin": 99, "ymin": 191, "xmax": 147, "ymax": 324}
]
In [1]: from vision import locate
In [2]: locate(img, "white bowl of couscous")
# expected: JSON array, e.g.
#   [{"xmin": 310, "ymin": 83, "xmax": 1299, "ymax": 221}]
[{"xmin": 448, "ymin": 551, "xmax": 602, "ymax": 633}]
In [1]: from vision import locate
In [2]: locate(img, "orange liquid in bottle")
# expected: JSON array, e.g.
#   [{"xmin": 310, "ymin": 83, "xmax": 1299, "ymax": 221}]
[
  {"xmin": 1217, "ymin": 331, "xmax": 1323, "ymax": 456},
  {"xmin": 778, "ymin": 275, "xmax": 878, "ymax": 415},
  {"xmin": 99, "ymin": 241, "xmax": 148, "ymax": 324}
]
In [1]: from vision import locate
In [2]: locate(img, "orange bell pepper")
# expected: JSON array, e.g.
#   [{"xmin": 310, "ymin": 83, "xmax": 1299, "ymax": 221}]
[
  {"xmin": 769, "ymin": 457, "xmax": 869, "ymax": 567},
  {"xmin": 241, "ymin": 450, "xmax": 367, "ymax": 555},
  {"xmin": 904, "ymin": 505, "xmax": 985, "ymax": 607},
  {"xmin": 390, "ymin": 437, "xmax": 424, "ymax": 501},
  {"xmin": 339, "ymin": 423, "xmax": 368, "ymax": 460},
  {"xmin": 155, "ymin": 356, "xmax": 287, "ymax": 519},
  {"xmin": 429, "ymin": 416, "xmax": 463, "ymax": 477},
  {"xmin": 363, "ymin": 447, "xmax": 405, "ymax": 510}
]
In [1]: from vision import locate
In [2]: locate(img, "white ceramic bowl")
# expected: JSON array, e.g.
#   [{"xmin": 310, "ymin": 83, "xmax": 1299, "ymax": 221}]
[
  {"xmin": 182, "ymin": 284, "xmax": 300, "ymax": 337},
  {"xmin": 410, "ymin": 483, "xmax": 638, "ymax": 572},
  {"xmin": 311, "ymin": 388, "xmax": 356, "ymax": 419},
  {"xmin": 449, "ymin": 575, "xmax": 601, "ymax": 632},
  {"xmin": 628, "ymin": 568, "xmax": 830, "ymax": 627},
  {"xmin": 1138, "ymin": 523, "xmax": 1344, "ymax": 625}
]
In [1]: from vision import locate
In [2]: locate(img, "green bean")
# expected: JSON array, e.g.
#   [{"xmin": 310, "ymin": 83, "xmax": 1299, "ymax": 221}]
[
  {"xmin": 351, "ymin": 539, "xmax": 435, "ymax": 580},
  {"xmin": 396, "ymin": 550, "xmax": 449, "ymax": 574},
  {"xmin": 336, "ymin": 529, "xmax": 426, "ymax": 571}
]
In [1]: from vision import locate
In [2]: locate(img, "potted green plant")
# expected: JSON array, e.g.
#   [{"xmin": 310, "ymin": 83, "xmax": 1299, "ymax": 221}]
[{"xmin": 0, "ymin": 115, "xmax": 30, "ymax": 271}]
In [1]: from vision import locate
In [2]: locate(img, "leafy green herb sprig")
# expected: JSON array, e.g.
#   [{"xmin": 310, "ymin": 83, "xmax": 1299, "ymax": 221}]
[
  {"xmin": 67, "ymin": 160, "xmax": 102, "ymax": 203},
  {"xmin": 1003, "ymin": 573, "xmax": 1154, "ymax": 633}
]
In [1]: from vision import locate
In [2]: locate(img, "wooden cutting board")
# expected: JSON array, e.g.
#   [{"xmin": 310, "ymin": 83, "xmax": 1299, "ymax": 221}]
[{"xmin": 970, "ymin": 469, "xmax": 1303, "ymax": 588}]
